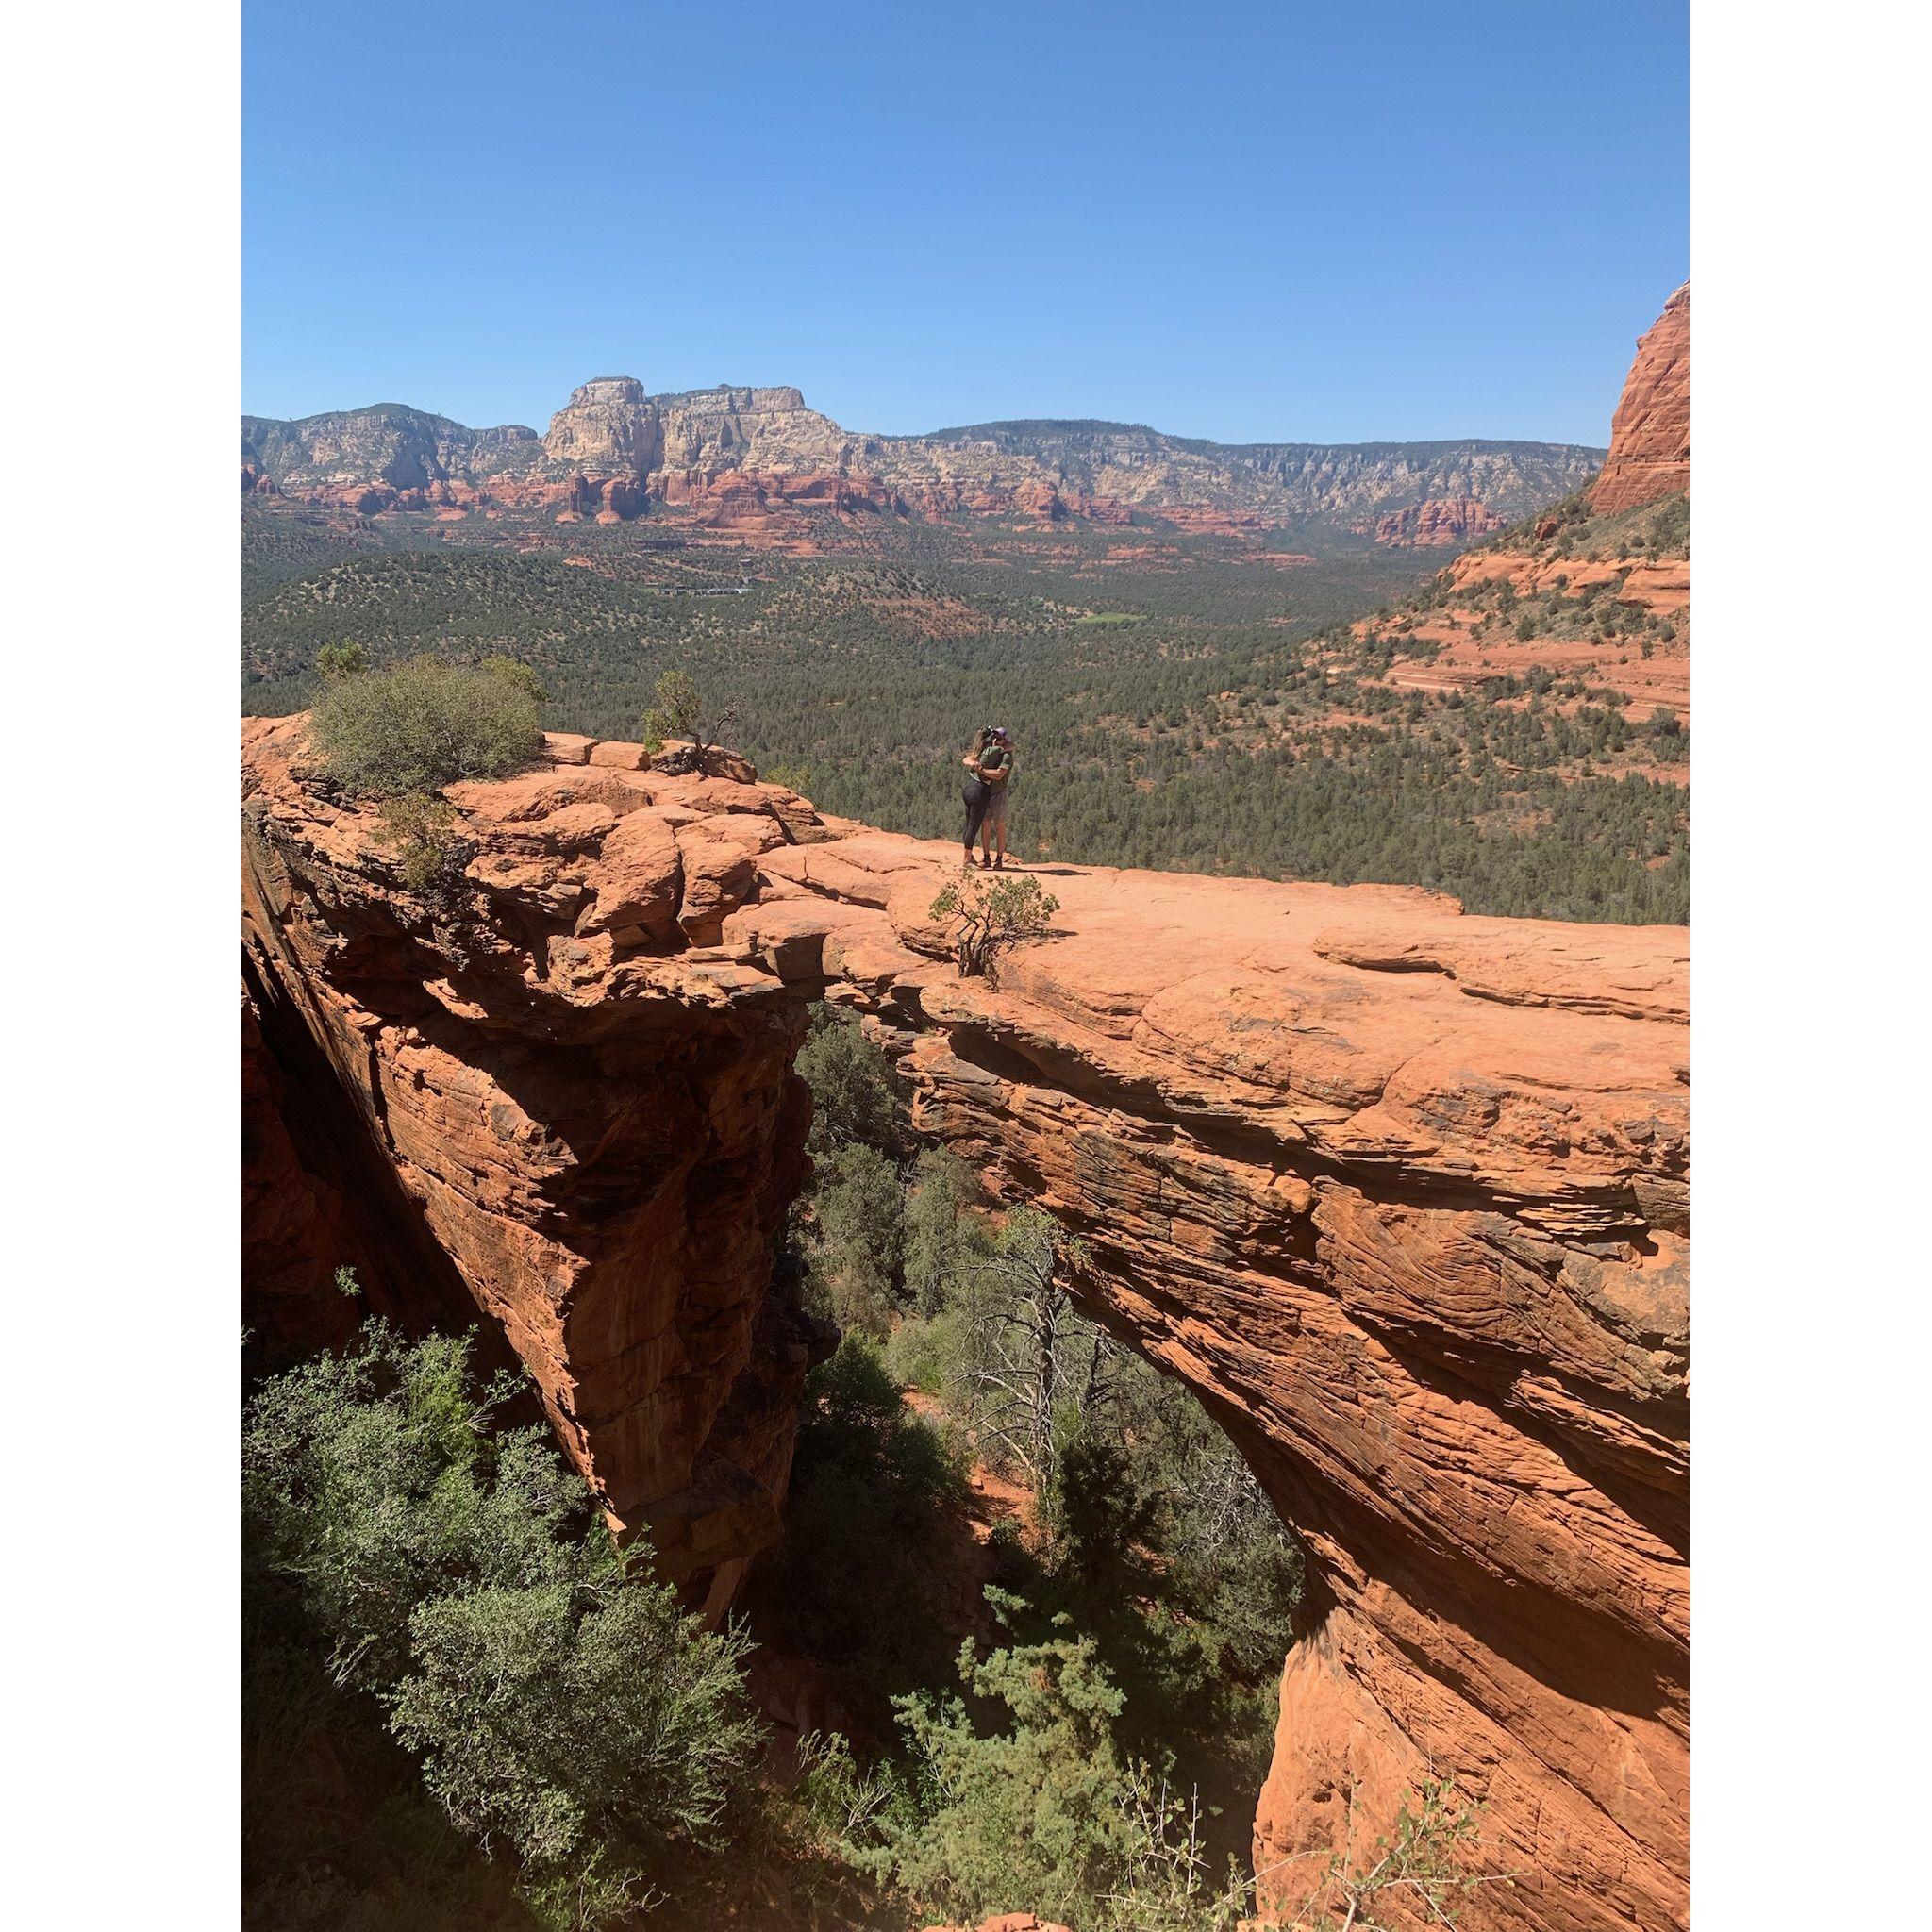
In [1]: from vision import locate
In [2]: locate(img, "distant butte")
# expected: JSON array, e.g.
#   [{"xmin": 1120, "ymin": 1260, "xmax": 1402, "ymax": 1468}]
[{"xmin": 242, "ymin": 383, "xmax": 1606, "ymax": 543}]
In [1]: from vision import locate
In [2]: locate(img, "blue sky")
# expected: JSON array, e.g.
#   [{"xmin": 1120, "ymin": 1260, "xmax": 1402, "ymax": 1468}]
[{"xmin": 243, "ymin": 1, "xmax": 1687, "ymax": 447}]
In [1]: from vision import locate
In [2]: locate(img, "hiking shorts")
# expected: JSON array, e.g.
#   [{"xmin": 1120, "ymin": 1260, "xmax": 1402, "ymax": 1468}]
[{"xmin": 982, "ymin": 785, "xmax": 1008, "ymax": 831}]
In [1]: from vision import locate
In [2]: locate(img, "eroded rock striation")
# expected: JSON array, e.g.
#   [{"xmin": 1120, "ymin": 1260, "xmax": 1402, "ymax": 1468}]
[
  {"xmin": 242, "ymin": 723, "xmax": 1688, "ymax": 1932},
  {"xmin": 242, "ymin": 718, "xmax": 837, "ymax": 1616},
  {"xmin": 726, "ymin": 835, "xmax": 1689, "ymax": 1932},
  {"xmin": 1590, "ymin": 285, "xmax": 1690, "ymax": 516},
  {"xmin": 242, "ymin": 383, "xmax": 1603, "ymax": 537}
]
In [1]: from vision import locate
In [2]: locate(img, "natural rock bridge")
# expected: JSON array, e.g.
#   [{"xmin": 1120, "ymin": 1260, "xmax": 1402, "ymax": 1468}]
[{"xmin": 242, "ymin": 719, "xmax": 1689, "ymax": 1932}]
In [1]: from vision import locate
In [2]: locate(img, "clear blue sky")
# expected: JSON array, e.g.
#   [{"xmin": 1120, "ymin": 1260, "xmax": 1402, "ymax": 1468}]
[{"xmin": 243, "ymin": 1, "xmax": 1687, "ymax": 447}]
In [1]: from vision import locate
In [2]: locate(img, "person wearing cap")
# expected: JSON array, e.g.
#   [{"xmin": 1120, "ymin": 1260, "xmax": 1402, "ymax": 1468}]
[{"xmin": 960, "ymin": 725, "xmax": 1015, "ymax": 869}]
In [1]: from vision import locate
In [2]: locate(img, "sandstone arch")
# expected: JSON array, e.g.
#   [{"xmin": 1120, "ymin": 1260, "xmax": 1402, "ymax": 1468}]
[{"xmin": 242, "ymin": 720, "xmax": 1687, "ymax": 1931}]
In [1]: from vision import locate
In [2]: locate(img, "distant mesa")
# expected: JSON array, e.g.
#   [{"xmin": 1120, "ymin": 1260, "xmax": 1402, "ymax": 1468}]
[{"xmin": 242, "ymin": 376, "xmax": 1606, "ymax": 542}]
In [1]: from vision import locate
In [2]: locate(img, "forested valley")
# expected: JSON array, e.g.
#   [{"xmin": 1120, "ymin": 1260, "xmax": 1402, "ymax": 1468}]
[{"xmin": 242, "ymin": 499, "xmax": 1688, "ymax": 925}]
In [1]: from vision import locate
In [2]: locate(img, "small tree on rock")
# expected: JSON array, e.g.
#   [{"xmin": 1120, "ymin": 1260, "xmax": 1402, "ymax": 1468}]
[
  {"xmin": 928, "ymin": 873, "xmax": 1059, "ymax": 983},
  {"xmin": 641, "ymin": 669, "xmax": 737, "ymax": 773}
]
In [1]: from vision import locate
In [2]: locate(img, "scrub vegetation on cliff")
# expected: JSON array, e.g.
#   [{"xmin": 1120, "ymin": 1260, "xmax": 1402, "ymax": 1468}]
[{"xmin": 242, "ymin": 1321, "xmax": 764, "ymax": 1929}]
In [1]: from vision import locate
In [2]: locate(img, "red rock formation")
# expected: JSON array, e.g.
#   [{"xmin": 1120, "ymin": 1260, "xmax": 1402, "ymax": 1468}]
[
  {"xmin": 1150, "ymin": 503, "xmax": 1277, "ymax": 538},
  {"xmin": 242, "ymin": 990, "xmax": 364, "ymax": 1358},
  {"xmin": 1009, "ymin": 478, "xmax": 1069, "ymax": 524},
  {"xmin": 1590, "ymin": 284, "xmax": 1690, "ymax": 515},
  {"xmin": 725, "ymin": 835, "xmax": 1689, "ymax": 1932},
  {"xmin": 1067, "ymin": 490, "xmax": 1135, "ymax": 525},
  {"xmin": 242, "ymin": 719, "xmax": 838, "ymax": 1616},
  {"xmin": 1360, "ymin": 496, "xmax": 1507, "ymax": 546},
  {"xmin": 241, "ymin": 726, "xmax": 1689, "ymax": 1932}
]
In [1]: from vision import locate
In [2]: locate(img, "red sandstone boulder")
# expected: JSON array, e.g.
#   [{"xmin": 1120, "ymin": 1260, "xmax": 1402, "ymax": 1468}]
[
  {"xmin": 576, "ymin": 811, "xmax": 682, "ymax": 945},
  {"xmin": 675, "ymin": 813, "xmax": 785, "ymax": 940},
  {"xmin": 541, "ymin": 731, "xmax": 596, "ymax": 765},
  {"xmin": 588, "ymin": 739, "xmax": 651, "ymax": 770}
]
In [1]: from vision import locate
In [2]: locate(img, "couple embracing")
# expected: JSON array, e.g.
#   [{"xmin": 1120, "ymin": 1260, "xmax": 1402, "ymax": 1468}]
[{"xmin": 959, "ymin": 725, "xmax": 1015, "ymax": 869}]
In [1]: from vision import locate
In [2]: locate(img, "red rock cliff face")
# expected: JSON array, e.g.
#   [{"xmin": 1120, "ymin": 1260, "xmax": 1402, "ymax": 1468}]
[
  {"xmin": 725, "ymin": 836, "xmax": 1689, "ymax": 1932},
  {"xmin": 242, "ymin": 719, "xmax": 836, "ymax": 1616},
  {"xmin": 1357, "ymin": 496, "xmax": 1509, "ymax": 546},
  {"xmin": 241, "ymin": 726, "xmax": 1688, "ymax": 1932},
  {"xmin": 1591, "ymin": 285, "xmax": 1690, "ymax": 515}
]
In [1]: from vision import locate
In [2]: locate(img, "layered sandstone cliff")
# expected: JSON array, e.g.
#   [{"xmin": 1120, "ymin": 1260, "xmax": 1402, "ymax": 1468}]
[
  {"xmin": 1590, "ymin": 285, "xmax": 1690, "ymax": 515},
  {"xmin": 242, "ymin": 718, "xmax": 838, "ymax": 1616},
  {"xmin": 1354, "ymin": 495, "xmax": 1509, "ymax": 546},
  {"xmin": 242, "ymin": 722, "xmax": 1688, "ymax": 1932},
  {"xmin": 732, "ymin": 837, "xmax": 1689, "ymax": 1932},
  {"xmin": 242, "ymin": 383, "xmax": 1604, "ymax": 535}
]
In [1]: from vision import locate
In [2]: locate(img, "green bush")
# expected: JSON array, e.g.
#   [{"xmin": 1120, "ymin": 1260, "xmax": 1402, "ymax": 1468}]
[
  {"xmin": 308, "ymin": 655, "xmax": 543, "ymax": 798},
  {"xmin": 375, "ymin": 792, "xmax": 463, "ymax": 891},
  {"xmin": 243, "ymin": 1323, "xmax": 593, "ymax": 1684},
  {"xmin": 244, "ymin": 1323, "xmax": 763, "ymax": 1927},
  {"xmin": 902, "ymin": 1147, "xmax": 988, "ymax": 1315},
  {"xmin": 929, "ymin": 872, "xmax": 1061, "ymax": 981},
  {"xmin": 804, "ymin": 1142, "xmax": 906, "ymax": 1338},
  {"xmin": 479, "ymin": 654, "xmax": 550, "ymax": 705},
  {"xmin": 1645, "ymin": 491, "xmax": 1690, "ymax": 556},
  {"xmin": 316, "ymin": 641, "xmax": 371, "ymax": 679},
  {"xmin": 803, "ymin": 1597, "xmax": 1246, "ymax": 1930},
  {"xmin": 797, "ymin": 1008, "xmax": 908, "ymax": 1157},
  {"xmin": 640, "ymin": 668, "xmax": 702, "ymax": 750},
  {"xmin": 390, "ymin": 1573, "xmax": 761, "ymax": 1917},
  {"xmin": 881, "ymin": 1305, "xmax": 967, "ymax": 1397}
]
